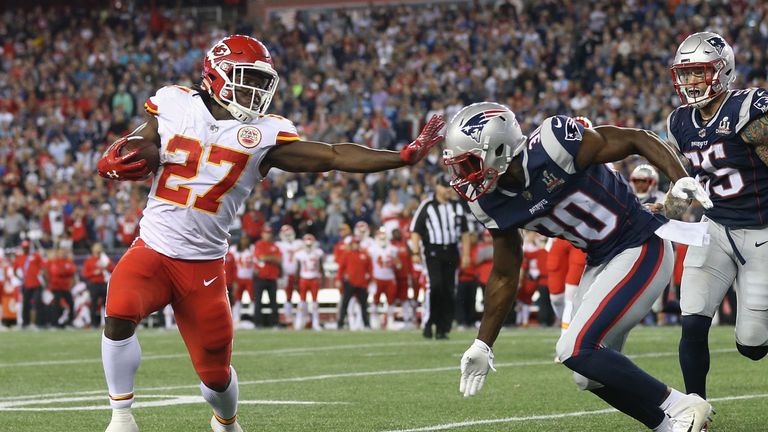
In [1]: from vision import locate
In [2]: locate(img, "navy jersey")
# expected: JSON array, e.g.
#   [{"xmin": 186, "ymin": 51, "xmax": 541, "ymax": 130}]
[
  {"xmin": 468, "ymin": 116, "xmax": 666, "ymax": 266},
  {"xmin": 668, "ymin": 88, "xmax": 768, "ymax": 227}
]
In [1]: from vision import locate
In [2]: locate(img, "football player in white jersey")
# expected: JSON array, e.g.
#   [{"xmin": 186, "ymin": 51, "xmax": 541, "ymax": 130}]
[
  {"xmin": 96, "ymin": 35, "xmax": 445, "ymax": 432},
  {"xmin": 230, "ymin": 236, "xmax": 255, "ymax": 326},
  {"xmin": 275, "ymin": 225, "xmax": 302, "ymax": 324},
  {"xmin": 368, "ymin": 229, "xmax": 401, "ymax": 328},
  {"xmin": 294, "ymin": 234, "xmax": 325, "ymax": 330}
]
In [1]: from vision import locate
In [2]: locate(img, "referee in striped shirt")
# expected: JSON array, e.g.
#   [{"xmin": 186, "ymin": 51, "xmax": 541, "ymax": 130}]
[{"xmin": 410, "ymin": 174, "xmax": 470, "ymax": 339}]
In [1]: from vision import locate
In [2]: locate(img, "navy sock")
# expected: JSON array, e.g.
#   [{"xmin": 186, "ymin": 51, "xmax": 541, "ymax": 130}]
[
  {"xmin": 679, "ymin": 314, "xmax": 712, "ymax": 398},
  {"xmin": 591, "ymin": 386, "xmax": 666, "ymax": 429},
  {"xmin": 563, "ymin": 349, "xmax": 668, "ymax": 407}
]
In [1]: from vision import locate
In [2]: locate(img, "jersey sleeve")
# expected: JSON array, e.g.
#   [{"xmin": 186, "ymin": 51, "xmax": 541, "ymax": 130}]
[
  {"xmin": 538, "ymin": 115, "xmax": 584, "ymax": 174},
  {"xmin": 144, "ymin": 85, "xmax": 193, "ymax": 118},
  {"xmin": 735, "ymin": 87, "xmax": 768, "ymax": 133},
  {"xmin": 666, "ymin": 110, "xmax": 681, "ymax": 150},
  {"xmin": 271, "ymin": 116, "xmax": 301, "ymax": 144}
]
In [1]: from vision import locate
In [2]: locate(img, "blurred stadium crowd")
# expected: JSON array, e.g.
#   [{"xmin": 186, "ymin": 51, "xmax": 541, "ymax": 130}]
[{"xmin": 0, "ymin": 0, "xmax": 765, "ymax": 328}]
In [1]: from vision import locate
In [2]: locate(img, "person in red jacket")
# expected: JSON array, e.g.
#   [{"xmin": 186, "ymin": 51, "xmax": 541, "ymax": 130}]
[
  {"xmin": 456, "ymin": 232, "xmax": 479, "ymax": 329},
  {"xmin": 47, "ymin": 247, "xmax": 77, "ymax": 327},
  {"xmin": 252, "ymin": 227, "xmax": 282, "ymax": 328},
  {"xmin": 336, "ymin": 237, "xmax": 373, "ymax": 329},
  {"xmin": 81, "ymin": 242, "xmax": 115, "ymax": 328},
  {"xmin": 12, "ymin": 240, "xmax": 46, "ymax": 329}
]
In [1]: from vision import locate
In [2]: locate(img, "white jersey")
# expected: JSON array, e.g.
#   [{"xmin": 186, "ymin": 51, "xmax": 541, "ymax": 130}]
[
  {"xmin": 276, "ymin": 239, "xmax": 303, "ymax": 275},
  {"xmin": 140, "ymin": 85, "xmax": 300, "ymax": 259},
  {"xmin": 295, "ymin": 248, "xmax": 324, "ymax": 280},
  {"xmin": 369, "ymin": 242, "xmax": 398, "ymax": 280},
  {"xmin": 230, "ymin": 246, "xmax": 255, "ymax": 279}
]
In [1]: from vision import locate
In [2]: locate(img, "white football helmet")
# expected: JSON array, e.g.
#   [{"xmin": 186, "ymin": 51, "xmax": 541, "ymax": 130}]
[
  {"xmin": 670, "ymin": 32, "xmax": 735, "ymax": 108},
  {"xmin": 629, "ymin": 164, "xmax": 659, "ymax": 200},
  {"xmin": 279, "ymin": 225, "xmax": 296, "ymax": 242},
  {"xmin": 303, "ymin": 233, "xmax": 316, "ymax": 249},
  {"xmin": 375, "ymin": 228, "xmax": 388, "ymax": 248},
  {"xmin": 443, "ymin": 102, "xmax": 527, "ymax": 201},
  {"xmin": 354, "ymin": 221, "xmax": 370, "ymax": 239}
]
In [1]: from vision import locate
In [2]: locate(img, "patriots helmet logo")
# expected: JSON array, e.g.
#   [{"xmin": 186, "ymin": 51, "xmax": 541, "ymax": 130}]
[
  {"xmin": 461, "ymin": 109, "xmax": 507, "ymax": 143},
  {"xmin": 705, "ymin": 36, "xmax": 725, "ymax": 55}
]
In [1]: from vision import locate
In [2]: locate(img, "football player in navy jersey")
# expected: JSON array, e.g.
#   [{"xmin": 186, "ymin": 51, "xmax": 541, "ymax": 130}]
[
  {"xmin": 668, "ymin": 32, "xmax": 768, "ymax": 402},
  {"xmin": 447, "ymin": 102, "xmax": 714, "ymax": 431}
]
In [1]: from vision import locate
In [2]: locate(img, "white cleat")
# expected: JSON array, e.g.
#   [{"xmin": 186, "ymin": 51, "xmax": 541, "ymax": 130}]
[
  {"xmin": 210, "ymin": 415, "xmax": 243, "ymax": 432},
  {"xmin": 105, "ymin": 408, "xmax": 138, "ymax": 432},
  {"xmin": 668, "ymin": 394, "xmax": 713, "ymax": 432}
]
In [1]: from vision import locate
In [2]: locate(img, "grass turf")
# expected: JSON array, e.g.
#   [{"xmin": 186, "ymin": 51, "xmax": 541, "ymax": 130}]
[{"xmin": 0, "ymin": 325, "xmax": 765, "ymax": 431}]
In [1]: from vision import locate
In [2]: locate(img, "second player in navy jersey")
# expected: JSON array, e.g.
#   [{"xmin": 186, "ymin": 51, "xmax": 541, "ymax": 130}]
[
  {"xmin": 669, "ymin": 31, "xmax": 768, "ymax": 403},
  {"xmin": 446, "ymin": 102, "xmax": 714, "ymax": 431}
]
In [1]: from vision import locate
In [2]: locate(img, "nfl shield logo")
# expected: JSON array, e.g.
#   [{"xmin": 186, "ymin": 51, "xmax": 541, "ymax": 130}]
[{"xmin": 698, "ymin": 129, "xmax": 706, "ymax": 138}]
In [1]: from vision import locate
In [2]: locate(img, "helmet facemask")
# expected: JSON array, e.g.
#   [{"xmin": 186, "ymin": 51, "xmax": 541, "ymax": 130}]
[
  {"xmin": 443, "ymin": 150, "xmax": 500, "ymax": 202},
  {"xmin": 670, "ymin": 32, "xmax": 735, "ymax": 109},
  {"xmin": 671, "ymin": 61, "xmax": 726, "ymax": 108},
  {"xmin": 209, "ymin": 61, "xmax": 278, "ymax": 122},
  {"xmin": 442, "ymin": 101, "xmax": 525, "ymax": 202},
  {"xmin": 629, "ymin": 164, "xmax": 659, "ymax": 200}
]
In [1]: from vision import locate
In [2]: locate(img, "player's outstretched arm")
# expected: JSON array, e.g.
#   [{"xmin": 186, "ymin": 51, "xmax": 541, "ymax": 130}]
[
  {"xmin": 577, "ymin": 126, "xmax": 689, "ymax": 181},
  {"xmin": 577, "ymin": 126, "xmax": 712, "ymax": 212},
  {"xmin": 740, "ymin": 114, "xmax": 768, "ymax": 167},
  {"xmin": 262, "ymin": 115, "xmax": 445, "ymax": 175},
  {"xmin": 460, "ymin": 228, "xmax": 522, "ymax": 398}
]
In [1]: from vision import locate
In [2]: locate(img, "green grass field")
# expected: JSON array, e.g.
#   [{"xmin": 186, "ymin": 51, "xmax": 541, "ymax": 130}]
[{"xmin": 0, "ymin": 325, "xmax": 765, "ymax": 432}]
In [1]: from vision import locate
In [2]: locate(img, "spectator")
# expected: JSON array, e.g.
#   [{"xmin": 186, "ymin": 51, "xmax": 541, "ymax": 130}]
[{"xmin": 93, "ymin": 203, "xmax": 118, "ymax": 250}]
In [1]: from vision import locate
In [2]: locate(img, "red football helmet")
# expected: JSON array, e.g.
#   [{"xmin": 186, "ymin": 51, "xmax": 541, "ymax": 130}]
[{"xmin": 201, "ymin": 35, "xmax": 279, "ymax": 122}]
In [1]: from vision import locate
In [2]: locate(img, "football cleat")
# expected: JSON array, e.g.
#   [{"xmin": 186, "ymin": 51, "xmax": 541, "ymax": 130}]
[
  {"xmin": 105, "ymin": 408, "xmax": 139, "ymax": 432},
  {"xmin": 667, "ymin": 394, "xmax": 713, "ymax": 432},
  {"xmin": 210, "ymin": 415, "xmax": 244, "ymax": 432}
]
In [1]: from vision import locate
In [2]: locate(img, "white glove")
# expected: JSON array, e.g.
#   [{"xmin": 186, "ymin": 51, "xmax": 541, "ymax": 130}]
[
  {"xmin": 459, "ymin": 339, "xmax": 496, "ymax": 397},
  {"xmin": 670, "ymin": 177, "xmax": 713, "ymax": 209}
]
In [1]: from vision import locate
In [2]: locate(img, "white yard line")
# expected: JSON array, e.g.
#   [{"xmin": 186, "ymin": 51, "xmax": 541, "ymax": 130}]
[
  {"xmin": 0, "ymin": 341, "xmax": 467, "ymax": 368},
  {"xmin": 0, "ymin": 348, "xmax": 737, "ymax": 402},
  {"xmin": 0, "ymin": 330, "xmax": 682, "ymax": 369},
  {"xmin": 0, "ymin": 393, "xmax": 349, "ymax": 412},
  {"xmin": 380, "ymin": 393, "xmax": 768, "ymax": 432}
]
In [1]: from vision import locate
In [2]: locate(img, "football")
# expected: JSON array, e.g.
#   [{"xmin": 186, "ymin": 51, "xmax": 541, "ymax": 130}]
[{"xmin": 120, "ymin": 137, "xmax": 160, "ymax": 174}]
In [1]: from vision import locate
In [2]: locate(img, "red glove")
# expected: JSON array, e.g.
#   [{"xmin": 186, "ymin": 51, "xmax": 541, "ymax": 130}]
[
  {"xmin": 400, "ymin": 114, "xmax": 446, "ymax": 165},
  {"xmin": 573, "ymin": 116, "xmax": 593, "ymax": 128},
  {"xmin": 97, "ymin": 136, "xmax": 150, "ymax": 181}
]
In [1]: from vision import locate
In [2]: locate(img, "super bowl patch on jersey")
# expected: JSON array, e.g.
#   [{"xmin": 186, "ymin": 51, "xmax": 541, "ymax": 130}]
[{"xmin": 237, "ymin": 126, "xmax": 262, "ymax": 148}]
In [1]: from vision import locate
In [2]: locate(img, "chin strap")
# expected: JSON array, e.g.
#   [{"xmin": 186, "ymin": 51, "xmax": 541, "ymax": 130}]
[{"xmin": 211, "ymin": 93, "xmax": 252, "ymax": 122}]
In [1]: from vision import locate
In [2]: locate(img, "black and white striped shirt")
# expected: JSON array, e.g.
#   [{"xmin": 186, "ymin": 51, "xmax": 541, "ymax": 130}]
[{"xmin": 410, "ymin": 197, "xmax": 469, "ymax": 247}]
